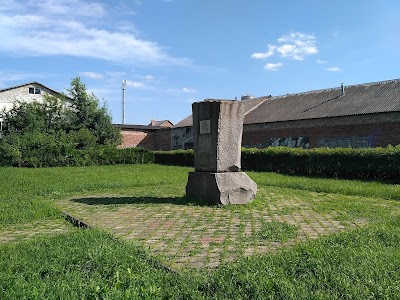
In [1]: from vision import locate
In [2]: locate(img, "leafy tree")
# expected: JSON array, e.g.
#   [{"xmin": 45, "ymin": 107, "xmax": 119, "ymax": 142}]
[
  {"xmin": 66, "ymin": 77, "xmax": 120, "ymax": 145},
  {"xmin": 1, "ymin": 77, "xmax": 120, "ymax": 145},
  {"xmin": 2, "ymin": 94, "xmax": 67, "ymax": 135}
]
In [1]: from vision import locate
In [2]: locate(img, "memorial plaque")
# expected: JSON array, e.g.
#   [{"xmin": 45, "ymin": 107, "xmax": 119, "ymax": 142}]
[{"xmin": 199, "ymin": 119, "xmax": 210, "ymax": 135}]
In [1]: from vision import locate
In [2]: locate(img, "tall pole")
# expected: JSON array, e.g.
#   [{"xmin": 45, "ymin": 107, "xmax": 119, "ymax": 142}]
[{"xmin": 122, "ymin": 80, "xmax": 126, "ymax": 124}]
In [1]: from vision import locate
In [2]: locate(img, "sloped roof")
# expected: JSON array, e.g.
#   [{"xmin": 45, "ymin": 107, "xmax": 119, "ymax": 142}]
[
  {"xmin": 0, "ymin": 81, "xmax": 73, "ymax": 101},
  {"xmin": 148, "ymin": 120, "xmax": 173, "ymax": 127},
  {"xmin": 173, "ymin": 97, "xmax": 270, "ymax": 128},
  {"xmin": 174, "ymin": 114, "xmax": 193, "ymax": 128},
  {"xmin": 245, "ymin": 79, "xmax": 400, "ymax": 124},
  {"xmin": 174, "ymin": 78, "xmax": 400, "ymax": 127}
]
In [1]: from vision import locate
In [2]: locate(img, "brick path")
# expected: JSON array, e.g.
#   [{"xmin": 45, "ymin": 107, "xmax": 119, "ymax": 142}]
[
  {"xmin": 57, "ymin": 188, "xmax": 366, "ymax": 270},
  {"xmin": 0, "ymin": 219, "xmax": 72, "ymax": 244}
]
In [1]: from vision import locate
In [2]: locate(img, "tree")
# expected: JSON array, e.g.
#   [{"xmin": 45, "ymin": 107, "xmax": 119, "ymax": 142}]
[
  {"xmin": 1, "ymin": 77, "xmax": 120, "ymax": 146},
  {"xmin": 66, "ymin": 77, "xmax": 120, "ymax": 145},
  {"xmin": 1, "ymin": 94, "xmax": 66, "ymax": 135}
]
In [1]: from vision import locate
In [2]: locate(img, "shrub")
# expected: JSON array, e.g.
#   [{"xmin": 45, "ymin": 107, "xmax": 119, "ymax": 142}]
[
  {"xmin": 154, "ymin": 149, "xmax": 194, "ymax": 166},
  {"xmin": 0, "ymin": 131, "xmax": 76, "ymax": 167},
  {"xmin": 153, "ymin": 147, "xmax": 400, "ymax": 180},
  {"xmin": 242, "ymin": 146, "xmax": 400, "ymax": 180},
  {"xmin": 0, "ymin": 132, "xmax": 154, "ymax": 168}
]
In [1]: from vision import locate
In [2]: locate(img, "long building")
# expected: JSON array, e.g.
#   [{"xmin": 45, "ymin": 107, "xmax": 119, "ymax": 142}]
[{"xmin": 172, "ymin": 78, "xmax": 400, "ymax": 149}]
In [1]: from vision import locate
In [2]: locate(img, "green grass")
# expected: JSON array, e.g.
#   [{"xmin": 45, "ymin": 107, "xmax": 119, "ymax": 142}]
[
  {"xmin": 257, "ymin": 221, "xmax": 299, "ymax": 242},
  {"xmin": 199, "ymin": 223, "xmax": 400, "ymax": 299},
  {"xmin": 1, "ymin": 164, "xmax": 400, "ymax": 299},
  {"xmin": 249, "ymin": 171, "xmax": 400, "ymax": 200},
  {"xmin": 0, "ymin": 165, "xmax": 192, "ymax": 227},
  {"xmin": 0, "ymin": 229, "xmax": 199, "ymax": 299}
]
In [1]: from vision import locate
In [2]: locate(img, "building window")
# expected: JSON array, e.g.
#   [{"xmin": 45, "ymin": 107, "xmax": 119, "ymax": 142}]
[{"xmin": 28, "ymin": 87, "xmax": 41, "ymax": 94}]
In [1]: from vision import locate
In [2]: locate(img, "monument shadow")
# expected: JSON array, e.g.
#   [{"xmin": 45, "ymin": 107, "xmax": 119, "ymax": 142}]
[{"xmin": 71, "ymin": 195, "xmax": 209, "ymax": 207}]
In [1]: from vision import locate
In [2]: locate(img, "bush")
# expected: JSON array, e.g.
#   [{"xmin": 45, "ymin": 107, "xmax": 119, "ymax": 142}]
[
  {"xmin": 153, "ymin": 147, "xmax": 400, "ymax": 180},
  {"xmin": 0, "ymin": 132, "xmax": 154, "ymax": 167},
  {"xmin": 154, "ymin": 149, "xmax": 194, "ymax": 166},
  {"xmin": 87, "ymin": 146, "xmax": 154, "ymax": 166},
  {"xmin": 0, "ymin": 131, "xmax": 76, "ymax": 167},
  {"xmin": 242, "ymin": 146, "xmax": 400, "ymax": 180}
]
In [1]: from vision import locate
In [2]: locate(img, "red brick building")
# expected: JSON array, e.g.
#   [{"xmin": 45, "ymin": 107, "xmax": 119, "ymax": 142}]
[{"xmin": 116, "ymin": 121, "xmax": 172, "ymax": 150}]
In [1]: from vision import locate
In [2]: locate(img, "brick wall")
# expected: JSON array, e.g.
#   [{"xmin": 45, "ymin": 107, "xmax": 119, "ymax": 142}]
[
  {"xmin": 120, "ymin": 128, "xmax": 171, "ymax": 150},
  {"xmin": 243, "ymin": 113, "xmax": 400, "ymax": 148},
  {"xmin": 153, "ymin": 128, "xmax": 171, "ymax": 150},
  {"xmin": 120, "ymin": 130, "xmax": 154, "ymax": 149}
]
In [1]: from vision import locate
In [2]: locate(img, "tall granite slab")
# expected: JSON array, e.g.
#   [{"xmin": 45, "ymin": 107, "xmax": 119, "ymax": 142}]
[{"xmin": 186, "ymin": 99, "xmax": 257, "ymax": 205}]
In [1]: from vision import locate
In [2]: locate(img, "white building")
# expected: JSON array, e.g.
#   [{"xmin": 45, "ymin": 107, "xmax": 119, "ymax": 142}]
[{"xmin": 0, "ymin": 82, "xmax": 69, "ymax": 127}]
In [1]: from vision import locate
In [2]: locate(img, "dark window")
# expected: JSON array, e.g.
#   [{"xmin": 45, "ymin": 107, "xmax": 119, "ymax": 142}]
[{"xmin": 29, "ymin": 87, "xmax": 41, "ymax": 94}]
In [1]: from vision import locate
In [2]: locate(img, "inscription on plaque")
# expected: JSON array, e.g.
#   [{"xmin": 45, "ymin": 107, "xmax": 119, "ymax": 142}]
[{"xmin": 199, "ymin": 119, "xmax": 210, "ymax": 135}]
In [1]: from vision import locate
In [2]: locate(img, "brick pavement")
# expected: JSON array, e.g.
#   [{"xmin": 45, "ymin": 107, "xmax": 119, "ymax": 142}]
[
  {"xmin": 57, "ymin": 188, "xmax": 367, "ymax": 270},
  {"xmin": 0, "ymin": 219, "xmax": 72, "ymax": 244}
]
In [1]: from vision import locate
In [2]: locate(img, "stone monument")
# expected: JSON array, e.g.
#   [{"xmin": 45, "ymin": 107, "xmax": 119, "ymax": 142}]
[{"xmin": 186, "ymin": 99, "xmax": 257, "ymax": 205}]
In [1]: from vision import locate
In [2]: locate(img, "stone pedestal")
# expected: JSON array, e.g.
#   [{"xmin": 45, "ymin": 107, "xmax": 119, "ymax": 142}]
[
  {"xmin": 186, "ymin": 171, "xmax": 257, "ymax": 205},
  {"xmin": 186, "ymin": 99, "xmax": 257, "ymax": 205}
]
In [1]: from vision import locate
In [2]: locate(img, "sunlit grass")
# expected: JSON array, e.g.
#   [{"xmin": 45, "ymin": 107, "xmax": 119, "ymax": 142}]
[
  {"xmin": 1, "ymin": 164, "xmax": 399, "ymax": 299},
  {"xmin": 249, "ymin": 171, "xmax": 400, "ymax": 200}
]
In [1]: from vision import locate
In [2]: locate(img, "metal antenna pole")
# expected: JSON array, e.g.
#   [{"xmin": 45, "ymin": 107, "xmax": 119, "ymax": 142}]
[{"xmin": 122, "ymin": 80, "xmax": 126, "ymax": 124}]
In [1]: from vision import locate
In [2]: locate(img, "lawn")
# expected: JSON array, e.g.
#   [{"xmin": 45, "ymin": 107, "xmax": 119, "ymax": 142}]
[{"xmin": 0, "ymin": 164, "xmax": 399, "ymax": 299}]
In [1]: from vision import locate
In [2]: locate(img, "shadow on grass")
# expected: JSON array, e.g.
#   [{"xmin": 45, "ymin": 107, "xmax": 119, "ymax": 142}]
[{"xmin": 71, "ymin": 195, "xmax": 209, "ymax": 207}]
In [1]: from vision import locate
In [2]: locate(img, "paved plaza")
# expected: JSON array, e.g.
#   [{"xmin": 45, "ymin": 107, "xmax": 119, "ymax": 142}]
[
  {"xmin": 56, "ymin": 188, "xmax": 366, "ymax": 270},
  {"xmin": 0, "ymin": 219, "xmax": 71, "ymax": 243}
]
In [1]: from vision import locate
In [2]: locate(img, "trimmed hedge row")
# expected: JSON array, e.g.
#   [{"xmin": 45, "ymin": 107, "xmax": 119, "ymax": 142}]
[
  {"xmin": 0, "ymin": 142, "xmax": 154, "ymax": 168},
  {"xmin": 153, "ymin": 149, "xmax": 194, "ymax": 167},
  {"xmin": 153, "ymin": 146, "xmax": 400, "ymax": 180},
  {"xmin": 242, "ymin": 146, "xmax": 400, "ymax": 180},
  {"xmin": 0, "ymin": 131, "xmax": 154, "ymax": 168}
]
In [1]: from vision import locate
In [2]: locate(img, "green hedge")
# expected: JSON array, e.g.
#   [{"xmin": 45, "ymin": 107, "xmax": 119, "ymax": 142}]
[
  {"xmin": 153, "ymin": 149, "xmax": 194, "ymax": 167},
  {"xmin": 0, "ymin": 132, "xmax": 154, "ymax": 167},
  {"xmin": 154, "ymin": 146, "xmax": 400, "ymax": 180},
  {"xmin": 242, "ymin": 146, "xmax": 400, "ymax": 179},
  {"xmin": 86, "ymin": 147, "xmax": 154, "ymax": 166}
]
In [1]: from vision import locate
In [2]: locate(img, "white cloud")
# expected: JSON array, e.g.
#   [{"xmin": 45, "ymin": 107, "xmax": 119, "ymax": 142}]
[
  {"xmin": 137, "ymin": 75, "xmax": 156, "ymax": 82},
  {"xmin": 264, "ymin": 62, "xmax": 283, "ymax": 71},
  {"xmin": 166, "ymin": 87, "xmax": 198, "ymax": 95},
  {"xmin": 0, "ymin": 1, "xmax": 190, "ymax": 66},
  {"xmin": 276, "ymin": 32, "xmax": 318, "ymax": 60},
  {"xmin": 126, "ymin": 80, "xmax": 146, "ymax": 88},
  {"xmin": 251, "ymin": 32, "xmax": 318, "ymax": 62},
  {"xmin": 28, "ymin": 0, "xmax": 106, "ymax": 17},
  {"xmin": 316, "ymin": 60, "xmax": 327, "ymax": 64},
  {"xmin": 251, "ymin": 45, "xmax": 276, "ymax": 59},
  {"xmin": 105, "ymin": 71, "xmax": 126, "ymax": 78},
  {"xmin": 182, "ymin": 87, "xmax": 197, "ymax": 93},
  {"xmin": 326, "ymin": 67, "xmax": 341, "ymax": 72},
  {"xmin": 79, "ymin": 71, "xmax": 104, "ymax": 80}
]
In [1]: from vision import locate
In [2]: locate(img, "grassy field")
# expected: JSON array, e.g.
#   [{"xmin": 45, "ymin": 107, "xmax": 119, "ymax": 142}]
[{"xmin": 1, "ymin": 164, "xmax": 399, "ymax": 299}]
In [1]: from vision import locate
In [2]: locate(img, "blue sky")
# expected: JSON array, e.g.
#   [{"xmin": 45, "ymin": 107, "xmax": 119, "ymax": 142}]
[{"xmin": 1, "ymin": 0, "xmax": 399, "ymax": 125}]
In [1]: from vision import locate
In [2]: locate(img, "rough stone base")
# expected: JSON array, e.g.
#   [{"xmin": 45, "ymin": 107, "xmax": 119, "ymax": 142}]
[{"xmin": 186, "ymin": 172, "xmax": 257, "ymax": 205}]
